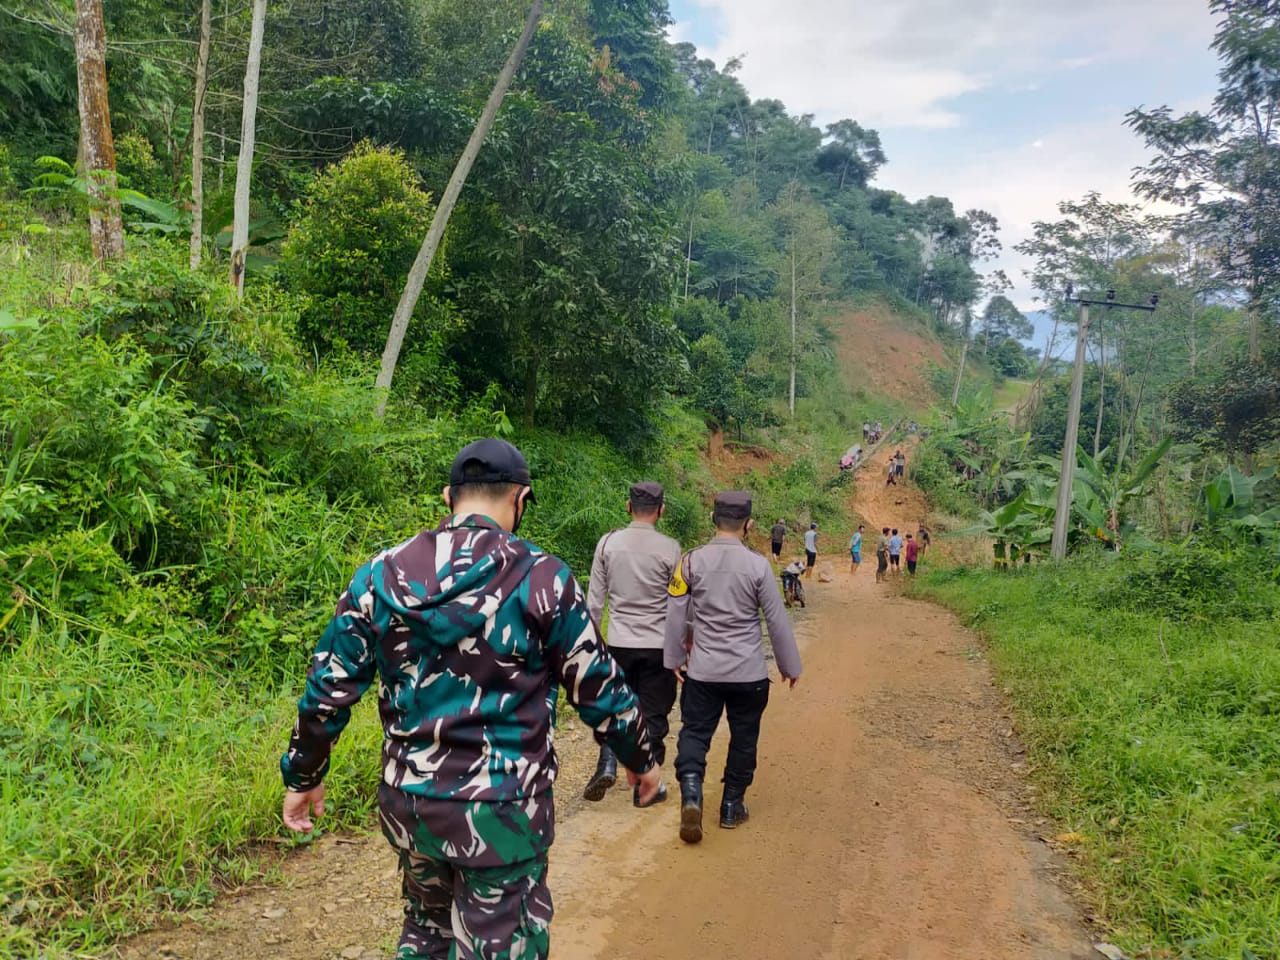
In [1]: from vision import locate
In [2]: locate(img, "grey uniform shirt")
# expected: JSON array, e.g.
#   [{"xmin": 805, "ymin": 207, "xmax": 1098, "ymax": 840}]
[
  {"xmin": 587, "ymin": 520, "xmax": 682, "ymax": 650},
  {"xmin": 663, "ymin": 537, "xmax": 802, "ymax": 683}
]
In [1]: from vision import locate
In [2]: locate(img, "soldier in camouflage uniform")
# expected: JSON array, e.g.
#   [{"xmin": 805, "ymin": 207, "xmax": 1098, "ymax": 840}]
[{"xmin": 281, "ymin": 438, "xmax": 661, "ymax": 960}]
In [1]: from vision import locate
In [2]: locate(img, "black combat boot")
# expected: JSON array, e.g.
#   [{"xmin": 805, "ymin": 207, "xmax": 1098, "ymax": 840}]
[
  {"xmin": 582, "ymin": 746, "xmax": 617, "ymax": 801},
  {"xmin": 678, "ymin": 775, "xmax": 703, "ymax": 844},
  {"xmin": 633, "ymin": 781, "xmax": 668, "ymax": 808},
  {"xmin": 719, "ymin": 784, "xmax": 750, "ymax": 829}
]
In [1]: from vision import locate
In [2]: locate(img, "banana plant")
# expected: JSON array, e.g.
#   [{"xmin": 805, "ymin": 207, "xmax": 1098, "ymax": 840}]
[
  {"xmin": 952, "ymin": 490, "xmax": 1054, "ymax": 568},
  {"xmin": 1202, "ymin": 466, "xmax": 1280, "ymax": 561},
  {"xmin": 1073, "ymin": 438, "xmax": 1172, "ymax": 550},
  {"xmin": 1204, "ymin": 465, "xmax": 1277, "ymax": 523}
]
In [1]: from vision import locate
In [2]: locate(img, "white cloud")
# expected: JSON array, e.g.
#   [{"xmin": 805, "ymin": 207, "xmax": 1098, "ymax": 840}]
[
  {"xmin": 679, "ymin": 0, "xmax": 1216, "ymax": 131},
  {"xmin": 884, "ymin": 120, "xmax": 1147, "ymax": 309},
  {"xmin": 675, "ymin": 0, "xmax": 1220, "ymax": 309}
]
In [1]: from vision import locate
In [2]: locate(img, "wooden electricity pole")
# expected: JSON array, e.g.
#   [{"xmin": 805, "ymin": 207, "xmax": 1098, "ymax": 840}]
[
  {"xmin": 789, "ymin": 232, "xmax": 797, "ymax": 418},
  {"xmin": 1050, "ymin": 290, "xmax": 1156, "ymax": 560},
  {"xmin": 1050, "ymin": 302, "xmax": 1090, "ymax": 560}
]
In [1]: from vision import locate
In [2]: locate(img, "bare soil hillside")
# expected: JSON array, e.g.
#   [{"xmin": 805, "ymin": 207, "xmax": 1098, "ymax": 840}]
[{"xmin": 827, "ymin": 304, "xmax": 949, "ymax": 406}]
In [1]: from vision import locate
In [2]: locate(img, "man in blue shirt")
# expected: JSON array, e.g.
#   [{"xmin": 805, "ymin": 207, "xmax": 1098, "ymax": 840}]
[{"xmin": 888, "ymin": 528, "xmax": 904, "ymax": 574}]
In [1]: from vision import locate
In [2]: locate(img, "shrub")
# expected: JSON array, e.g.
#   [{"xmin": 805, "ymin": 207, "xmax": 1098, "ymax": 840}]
[
  {"xmin": 279, "ymin": 142, "xmax": 435, "ymax": 355},
  {"xmin": 1098, "ymin": 545, "xmax": 1277, "ymax": 622},
  {"xmin": 113, "ymin": 131, "xmax": 166, "ymax": 197}
]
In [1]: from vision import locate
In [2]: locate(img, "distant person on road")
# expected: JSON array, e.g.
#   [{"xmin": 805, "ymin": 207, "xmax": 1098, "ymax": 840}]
[
  {"xmin": 804, "ymin": 522, "xmax": 819, "ymax": 577},
  {"xmin": 862, "ymin": 421, "xmax": 870, "ymax": 443},
  {"xmin": 918, "ymin": 521, "xmax": 932, "ymax": 555},
  {"xmin": 849, "ymin": 525, "xmax": 864, "ymax": 575},
  {"xmin": 280, "ymin": 439, "xmax": 659, "ymax": 960},
  {"xmin": 875, "ymin": 527, "xmax": 890, "ymax": 583},
  {"xmin": 889, "ymin": 528, "xmax": 904, "ymax": 573},
  {"xmin": 885, "ymin": 459, "xmax": 897, "ymax": 486},
  {"xmin": 904, "ymin": 533, "xmax": 920, "ymax": 575},
  {"xmin": 583, "ymin": 482, "xmax": 683, "ymax": 808},
  {"xmin": 894, "ymin": 450, "xmax": 906, "ymax": 479},
  {"xmin": 665, "ymin": 491, "xmax": 802, "ymax": 844},
  {"xmin": 781, "ymin": 555, "xmax": 806, "ymax": 599},
  {"xmin": 770, "ymin": 518, "xmax": 787, "ymax": 563}
]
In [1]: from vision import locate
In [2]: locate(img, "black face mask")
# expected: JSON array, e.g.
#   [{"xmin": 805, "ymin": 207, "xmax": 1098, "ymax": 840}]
[{"xmin": 511, "ymin": 490, "xmax": 530, "ymax": 536}]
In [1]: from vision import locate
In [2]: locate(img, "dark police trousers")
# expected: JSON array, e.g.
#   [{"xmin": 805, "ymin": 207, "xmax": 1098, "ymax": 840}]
[
  {"xmin": 674, "ymin": 676, "xmax": 770, "ymax": 790},
  {"xmin": 610, "ymin": 647, "xmax": 678, "ymax": 767}
]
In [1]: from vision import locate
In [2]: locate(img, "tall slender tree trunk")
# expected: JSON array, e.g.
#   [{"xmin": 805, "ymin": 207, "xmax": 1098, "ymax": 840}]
[
  {"xmin": 523, "ymin": 360, "xmax": 537, "ymax": 427},
  {"xmin": 683, "ymin": 200, "xmax": 695, "ymax": 301},
  {"xmin": 789, "ymin": 233, "xmax": 797, "ymax": 418},
  {"xmin": 951, "ymin": 339, "xmax": 969, "ymax": 407},
  {"xmin": 229, "ymin": 0, "xmax": 266, "ymax": 298},
  {"xmin": 375, "ymin": 0, "xmax": 544, "ymax": 414},
  {"xmin": 1188, "ymin": 298, "xmax": 1198, "ymax": 376},
  {"xmin": 189, "ymin": 0, "xmax": 212, "ymax": 270},
  {"xmin": 1247, "ymin": 282, "xmax": 1261, "ymax": 365},
  {"xmin": 74, "ymin": 0, "xmax": 123, "ymax": 262},
  {"xmin": 1093, "ymin": 325, "xmax": 1106, "ymax": 458}
]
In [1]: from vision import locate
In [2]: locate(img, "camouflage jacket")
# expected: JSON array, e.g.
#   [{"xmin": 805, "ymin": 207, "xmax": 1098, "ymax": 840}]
[{"xmin": 281, "ymin": 513, "xmax": 655, "ymax": 804}]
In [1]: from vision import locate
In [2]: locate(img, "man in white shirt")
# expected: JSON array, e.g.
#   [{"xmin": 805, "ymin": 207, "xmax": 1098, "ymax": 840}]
[{"xmin": 803, "ymin": 522, "xmax": 819, "ymax": 578}]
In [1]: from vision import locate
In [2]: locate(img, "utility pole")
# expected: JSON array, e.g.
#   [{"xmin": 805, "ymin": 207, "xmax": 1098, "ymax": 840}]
[
  {"xmin": 789, "ymin": 232, "xmax": 797, "ymax": 418},
  {"xmin": 1050, "ymin": 287, "xmax": 1157, "ymax": 560}
]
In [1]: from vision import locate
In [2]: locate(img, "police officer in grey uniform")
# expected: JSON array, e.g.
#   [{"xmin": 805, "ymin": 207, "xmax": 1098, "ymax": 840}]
[
  {"xmin": 664, "ymin": 491, "xmax": 802, "ymax": 844},
  {"xmin": 583, "ymin": 482, "xmax": 683, "ymax": 806}
]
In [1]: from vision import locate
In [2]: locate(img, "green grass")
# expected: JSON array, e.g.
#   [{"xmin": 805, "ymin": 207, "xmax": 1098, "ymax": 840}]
[
  {"xmin": 992, "ymin": 377, "xmax": 1032, "ymax": 413},
  {"xmin": 0, "ymin": 619, "xmax": 386, "ymax": 955},
  {"xmin": 913, "ymin": 556, "xmax": 1280, "ymax": 960}
]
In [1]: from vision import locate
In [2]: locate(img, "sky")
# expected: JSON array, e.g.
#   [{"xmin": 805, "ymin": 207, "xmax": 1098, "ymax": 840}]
[{"xmin": 666, "ymin": 0, "xmax": 1223, "ymax": 323}]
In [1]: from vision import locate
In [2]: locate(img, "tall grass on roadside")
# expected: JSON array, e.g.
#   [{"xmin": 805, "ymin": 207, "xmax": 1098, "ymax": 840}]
[{"xmin": 914, "ymin": 551, "xmax": 1280, "ymax": 959}]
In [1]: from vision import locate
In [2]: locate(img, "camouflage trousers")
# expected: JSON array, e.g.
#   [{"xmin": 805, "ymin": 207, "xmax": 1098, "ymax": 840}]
[{"xmin": 379, "ymin": 783, "xmax": 554, "ymax": 960}]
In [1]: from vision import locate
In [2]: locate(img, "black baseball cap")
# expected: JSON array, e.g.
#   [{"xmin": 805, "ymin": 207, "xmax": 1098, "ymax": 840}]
[
  {"xmin": 449, "ymin": 439, "xmax": 536, "ymax": 502},
  {"xmin": 713, "ymin": 490, "xmax": 752, "ymax": 521},
  {"xmin": 629, "ymin": 481, "xmax": 665, "ymax": 508}
]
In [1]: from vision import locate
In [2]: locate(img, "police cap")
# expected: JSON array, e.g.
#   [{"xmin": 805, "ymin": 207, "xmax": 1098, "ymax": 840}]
[
  {"xmin": 713, "ymin": 490, "xmax": 753, "ymax": 521},
  {"xmin": 629, "ymin": 481, "xmax": 665, "ymax": 509}
]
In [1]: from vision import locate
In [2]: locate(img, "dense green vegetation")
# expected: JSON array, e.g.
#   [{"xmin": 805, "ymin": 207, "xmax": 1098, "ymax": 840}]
[
  {"xmin": 914, "ymin": 555, "xmax": 1280, "ymax": 958},
  {"xmin": 0, "ymin": 3, "xmax": 961, "ymax": 952},
  {"xmin": 0, "ymin": 235, "xmax": 881, "ymax": 955}
]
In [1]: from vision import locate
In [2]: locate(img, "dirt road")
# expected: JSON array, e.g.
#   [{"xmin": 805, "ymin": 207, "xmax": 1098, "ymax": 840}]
[
  {"xmin": 550, "ymin": 572, "xmax": 1094, "ymax": 960},
  {"xmin": 123, "ymin": 471, "xmax": 1095, "ymax": 960}
]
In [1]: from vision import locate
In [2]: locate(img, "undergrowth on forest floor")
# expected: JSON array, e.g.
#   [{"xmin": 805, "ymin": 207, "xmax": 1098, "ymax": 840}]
[{"xmin": 914, "ymin": 555, "xmax": 1280, "ymax": 960}]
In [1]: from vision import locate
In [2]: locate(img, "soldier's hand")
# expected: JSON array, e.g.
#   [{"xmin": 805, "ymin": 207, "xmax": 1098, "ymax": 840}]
[
  {"xmin": 784, "ymin": 675, "xmax": 800, "ymax": 690},
  {"xmin": 628, "ymin": 765, "xmax": 663, "ymax": 806},
  {"xmin": 283, "ymin": 784, "xmax": 326, "ymax": 832}
]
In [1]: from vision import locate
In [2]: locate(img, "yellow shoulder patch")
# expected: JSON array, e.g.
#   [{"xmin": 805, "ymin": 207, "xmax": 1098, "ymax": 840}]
[{"xmin": 667, "ymin": 565, "xmax": 689, "ymax": 598}]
